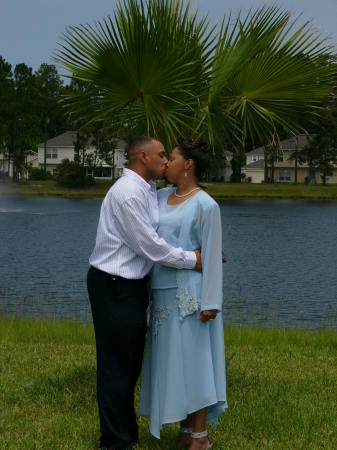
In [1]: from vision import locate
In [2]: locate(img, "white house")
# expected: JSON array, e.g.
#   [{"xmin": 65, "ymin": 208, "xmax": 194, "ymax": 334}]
[
  {"xmin": 246, "ymin": 147, "xmax": 265, "ymax": 165},
  {"xmin": 243, "ymin": 134, "xmax": 337, "ymax": 184},
  {"xmin": 0, "ymin": 151, "xmax": 12, "ymax": 178},
  {"xmin": 0, "ymin": 149, "xmax": 38, "ymax": 179},
  {"xmin": 37, "ymin": 131, "xmax": 127, "ymax": 179}
]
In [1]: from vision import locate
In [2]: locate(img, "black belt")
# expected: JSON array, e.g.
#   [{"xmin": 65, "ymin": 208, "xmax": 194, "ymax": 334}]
[
  {"xmin": 91, "ymin": 266, "xmax": 149, "ymax": 285},
  {"xmin": 105, "ymin": 273, "xmax": 149, "ymax": 284}
]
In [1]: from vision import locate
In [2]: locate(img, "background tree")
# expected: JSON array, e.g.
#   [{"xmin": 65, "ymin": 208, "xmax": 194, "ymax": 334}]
[
  {"xmin": 0, "ymin": 57, "xmax": 14, "ymax": 176},
  {"xmin": 9, "ymin": 63, "xmax": 40, "ymax": 180},
  {"xmin": 298, "ymin": 107, "xmax": 337, "ymax": 185},
  {"xmin": 73, "ymin": 129, "xmax": 90, "ymax": 167},
  {"xmin": 35, "ymin": 63, "xmax": 68, "ymax": 172},
  {"xmin": 0, "ymin": 57, "xmax": 69, "ymax": 180},
  {"xmin": 98, "ymin": 136, "xmax": 118, "ymax": 182}
]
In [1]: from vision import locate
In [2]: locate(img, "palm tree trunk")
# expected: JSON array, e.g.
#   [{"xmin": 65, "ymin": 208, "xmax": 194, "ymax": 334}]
[
  {"xmin": 44, "ymin": 119, "xmax": 47, "ymax": 173},
  {"xmin": 231, "ymin": 148, "xmax": 242, "ymax": 182},
  {"xmin": 111, "ymin": 148, "xmax": 116, "ymax": 183},
  {"xmin": 294, "ymin": 135, "xmax": 298, "ymax": 184},
  {"xmin": 264, "ymin": 146, "xmax": 269, "ymax": 183}
]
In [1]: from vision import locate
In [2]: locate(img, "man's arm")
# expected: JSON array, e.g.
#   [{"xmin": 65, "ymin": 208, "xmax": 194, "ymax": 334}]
[{"xmin": 114, "ymin": 196, "xmax": 199, "ymax": 270}]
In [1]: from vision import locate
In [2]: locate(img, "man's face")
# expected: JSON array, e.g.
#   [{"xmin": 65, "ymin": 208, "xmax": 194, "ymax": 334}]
[{"xmin": 144, "ymin": 140, "xmax": 168, "ymax": 180}]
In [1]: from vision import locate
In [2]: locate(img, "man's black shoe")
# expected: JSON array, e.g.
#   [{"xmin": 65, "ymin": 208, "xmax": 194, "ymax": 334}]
[{"xmin": 100, "ymin": 446, "xmax": 134, "ymax": 450}]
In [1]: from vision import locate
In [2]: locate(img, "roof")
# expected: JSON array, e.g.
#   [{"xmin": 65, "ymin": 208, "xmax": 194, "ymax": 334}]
[
  {"xmin": 244, "ymin": 158, "xmax": 314, "ymax": 170},
  {"xmin": 37, "ymin": 131, "xmax": 77, "ymax": 148},
  {"xmin": 244, "ymin": 160, "xmax": 265, "ymax": 170},
  {"xmin": 246, "ymin": 147, "xmax": 265, "ymax": 157},
  {"xmin": 247, "ymin": 134, "xmax": 311, "ymax": 156},
  {"xmin": 279, "ymin": 134, "xmax": 310, "ymax": 151},
  {"xmin": 38, "ymin": 131, "xmax": 126, "ymax": 149}
]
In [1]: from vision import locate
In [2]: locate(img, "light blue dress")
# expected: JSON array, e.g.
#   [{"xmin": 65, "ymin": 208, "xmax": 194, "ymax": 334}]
[{"xmin": 139, "ymin": 187, "xmax": 227, "ymax": 438}]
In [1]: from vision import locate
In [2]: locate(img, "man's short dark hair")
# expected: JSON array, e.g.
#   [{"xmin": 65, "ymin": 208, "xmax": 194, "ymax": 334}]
[{"xmin": 127, "ymin": 136, "xmax": 155, "ymax": 163}]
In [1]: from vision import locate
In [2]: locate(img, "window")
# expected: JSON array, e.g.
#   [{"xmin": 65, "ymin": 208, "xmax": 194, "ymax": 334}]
[
  {"xmin": 279, "ymin": 170, "xmax": 291, "ymax": 182},
  {"xmin": 276, "ymin": 152, "xmax": 284, "ymax": 162},
  {"xmin": 93, "ymin": 167, "xmax": 112, "ymax": 178},
  {"xmin": 252, "ymin": 156, "xmax": 257, "ymax": 162},
  {"xmin": 46, "ymin": 148, "xmax": 58, "ymax": 159}
]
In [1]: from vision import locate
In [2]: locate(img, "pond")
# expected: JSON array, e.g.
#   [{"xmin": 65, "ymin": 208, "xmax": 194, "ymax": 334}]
[{"xmin": 0, "ymin": 194, "xmax": 336, "ymax": 329}]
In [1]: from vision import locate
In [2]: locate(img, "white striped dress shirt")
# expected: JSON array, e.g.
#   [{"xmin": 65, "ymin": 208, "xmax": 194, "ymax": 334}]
[{"xmin": 89, "ymin": 168, "xmax": 197, "ymax": 279}]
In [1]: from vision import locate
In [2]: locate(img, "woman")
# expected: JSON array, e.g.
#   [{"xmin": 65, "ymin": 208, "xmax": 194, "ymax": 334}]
[{"xmin": 139, "ymin": 139, "xmax": 227, "ymax": 449}]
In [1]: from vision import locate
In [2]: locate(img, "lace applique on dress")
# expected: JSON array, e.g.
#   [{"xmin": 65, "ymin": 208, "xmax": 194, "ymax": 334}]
[
  {"xmin": 176, "ymin": 271, "xmax": 201, "ymax": 321},
  {"xmin": 151, "ymin": 305, "xmax": 171, "ymax": 336}
]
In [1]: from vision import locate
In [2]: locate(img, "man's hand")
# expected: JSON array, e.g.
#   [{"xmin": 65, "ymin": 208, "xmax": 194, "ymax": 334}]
[
  {"xmin": 198, "ymin": 309, "xmax": 217, "ymax": 323},
  {"xmin": 194, "ymin": 249, "xmax": 202, "ymax": 272}
]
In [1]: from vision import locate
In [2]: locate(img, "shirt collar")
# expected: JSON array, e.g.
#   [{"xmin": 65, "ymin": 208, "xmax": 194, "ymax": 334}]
[{"xmin": 122, "ymin": 168, "xmax": 156, "ymax": 192}]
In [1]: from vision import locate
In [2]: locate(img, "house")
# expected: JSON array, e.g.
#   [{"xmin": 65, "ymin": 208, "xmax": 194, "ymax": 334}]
[
  {"xmin": 243, "ymin": 134, "xmax": 337, "ymax": 184},
  {"xmin": 37, "ymin": 131, "xmax": 127, "ymax": 179},
  {"xmin": 0, "ymin": 149, "xmax": 38, "ymax": 179},
  {"xmin": 0, "ymin": 151, "xmax": 12, "ymax": 178}
]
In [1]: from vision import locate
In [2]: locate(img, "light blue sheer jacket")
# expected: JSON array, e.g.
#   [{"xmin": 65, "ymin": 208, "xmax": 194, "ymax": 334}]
[{"xmin": 151, "ymin": 187, "xmax": 223, "ymax": 318}]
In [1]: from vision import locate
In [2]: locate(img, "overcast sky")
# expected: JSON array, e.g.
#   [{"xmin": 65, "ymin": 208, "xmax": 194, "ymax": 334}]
[{"xmin": 1, "ymin": 0, "xmax": 336, "ymax": 74}]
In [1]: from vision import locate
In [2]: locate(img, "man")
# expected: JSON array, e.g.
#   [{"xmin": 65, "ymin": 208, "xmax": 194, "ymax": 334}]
[{"xmin": 87, "ymin": 136, "xmax": 202, "ymax": 450}]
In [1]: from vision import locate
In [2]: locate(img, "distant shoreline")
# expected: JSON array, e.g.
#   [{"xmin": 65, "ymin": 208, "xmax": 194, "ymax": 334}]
[{"xmin": 1, "ymin": 180, "xmax": 337, "ymax": 200}]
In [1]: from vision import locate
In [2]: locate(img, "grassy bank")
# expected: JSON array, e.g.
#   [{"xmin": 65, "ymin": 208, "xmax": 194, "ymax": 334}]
[
  {"xmin": 1, "ymin": 318, "xmax": 337, "ymax": 449},
  {"xmin": 203, "ymin": 182, "xmax": 337, "ymax": 200},
  {"xmin": 3, "ymin": 179, "xmax": 337, "ymax": 199},
  {"xmin": 9, "ymin": 180, "xmax": 112, "ymax": 198}
]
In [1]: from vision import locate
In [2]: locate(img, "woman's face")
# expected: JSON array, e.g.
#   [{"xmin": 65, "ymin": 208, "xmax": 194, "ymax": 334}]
[{"xmin": 165, "ymin": 147, "xmax": 187, "ymax": 184}]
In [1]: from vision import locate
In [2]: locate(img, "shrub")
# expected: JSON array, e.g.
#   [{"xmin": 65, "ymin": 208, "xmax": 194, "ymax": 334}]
[
  {"xmin": 55, "ymin": 159, "xmax": 94, "ymax": 188},
  {"xmin": 29, "ymin": 167, "xmax": 53, "ymax": 181}
]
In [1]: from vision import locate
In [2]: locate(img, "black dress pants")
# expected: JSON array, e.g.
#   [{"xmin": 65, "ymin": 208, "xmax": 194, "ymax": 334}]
[{"xmin": 87, "ymin": 266, "xmax": 149, "ymax": 450}]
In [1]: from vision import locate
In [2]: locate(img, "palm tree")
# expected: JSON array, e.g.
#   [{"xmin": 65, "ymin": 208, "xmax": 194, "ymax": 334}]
[{"xmin": 56, "ymin": 0, "xmax": 335, "ymax": 162}]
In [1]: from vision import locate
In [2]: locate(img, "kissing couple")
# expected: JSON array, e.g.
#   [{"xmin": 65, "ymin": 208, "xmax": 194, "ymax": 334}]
[{"xmin": 87, "ymin": 136, "xmax": 227, "ymax": 449}]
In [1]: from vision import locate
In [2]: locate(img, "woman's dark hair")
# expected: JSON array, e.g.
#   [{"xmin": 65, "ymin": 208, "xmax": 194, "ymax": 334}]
[{"xmin": 177, "ymin": 139, "xmax": 212, "ymax": 180}]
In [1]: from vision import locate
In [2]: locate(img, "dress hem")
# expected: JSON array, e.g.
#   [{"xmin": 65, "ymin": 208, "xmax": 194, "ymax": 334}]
[{"xmin": 139, "ymin": 399, "xmax": 228, "ymax": 439}]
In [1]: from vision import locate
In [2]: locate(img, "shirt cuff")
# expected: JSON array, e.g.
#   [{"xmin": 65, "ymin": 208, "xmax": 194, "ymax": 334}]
[
  {"xmin": 200, "ymin": 304, "xmax": 222, "ymax": 312},
  {"xmin": 183, "ymin": 251, "xmax": 197, "ymax": 269}
]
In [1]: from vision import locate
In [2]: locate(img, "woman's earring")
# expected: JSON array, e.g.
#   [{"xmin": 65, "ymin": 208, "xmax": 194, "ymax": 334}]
[{"xmin": 184, "ymin": 171, "xmax": 187, "ymax": 177}]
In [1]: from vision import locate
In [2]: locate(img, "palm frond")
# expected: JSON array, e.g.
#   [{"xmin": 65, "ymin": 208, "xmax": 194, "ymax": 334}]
[
  {"xmin": 56, "ymin": 0, "xmax": 215, "ymax": 149},
  {"xmin": 205, "ymin": 5, "xmax": 335, "ymax": 146}
]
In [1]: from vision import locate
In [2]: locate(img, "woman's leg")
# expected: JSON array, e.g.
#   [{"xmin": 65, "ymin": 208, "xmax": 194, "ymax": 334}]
[
  {"xmin": 177, "ymin": 415, "xmax": 194, "ymax": 448},
  {"xmin": 181, "ymin": 415, "xmax": 194, "ymax": 429},
  {"xmin": 189, "ymin": 408, "xmax": 211, "ymax": 450}
]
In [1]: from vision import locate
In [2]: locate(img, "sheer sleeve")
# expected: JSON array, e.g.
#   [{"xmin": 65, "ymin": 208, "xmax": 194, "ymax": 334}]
[{"xmin": 199, "ymin": 202, "xmax": 223, "ymax": 312}]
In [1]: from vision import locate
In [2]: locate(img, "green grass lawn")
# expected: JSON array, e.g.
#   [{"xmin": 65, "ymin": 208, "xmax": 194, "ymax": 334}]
[
  {"xmin": 4, "ymin": 179, "xmax": 337, "ymax": 199},
  {"xmin": 1, "ymin": 318, "xmax": 337, "ymax": 449}
]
